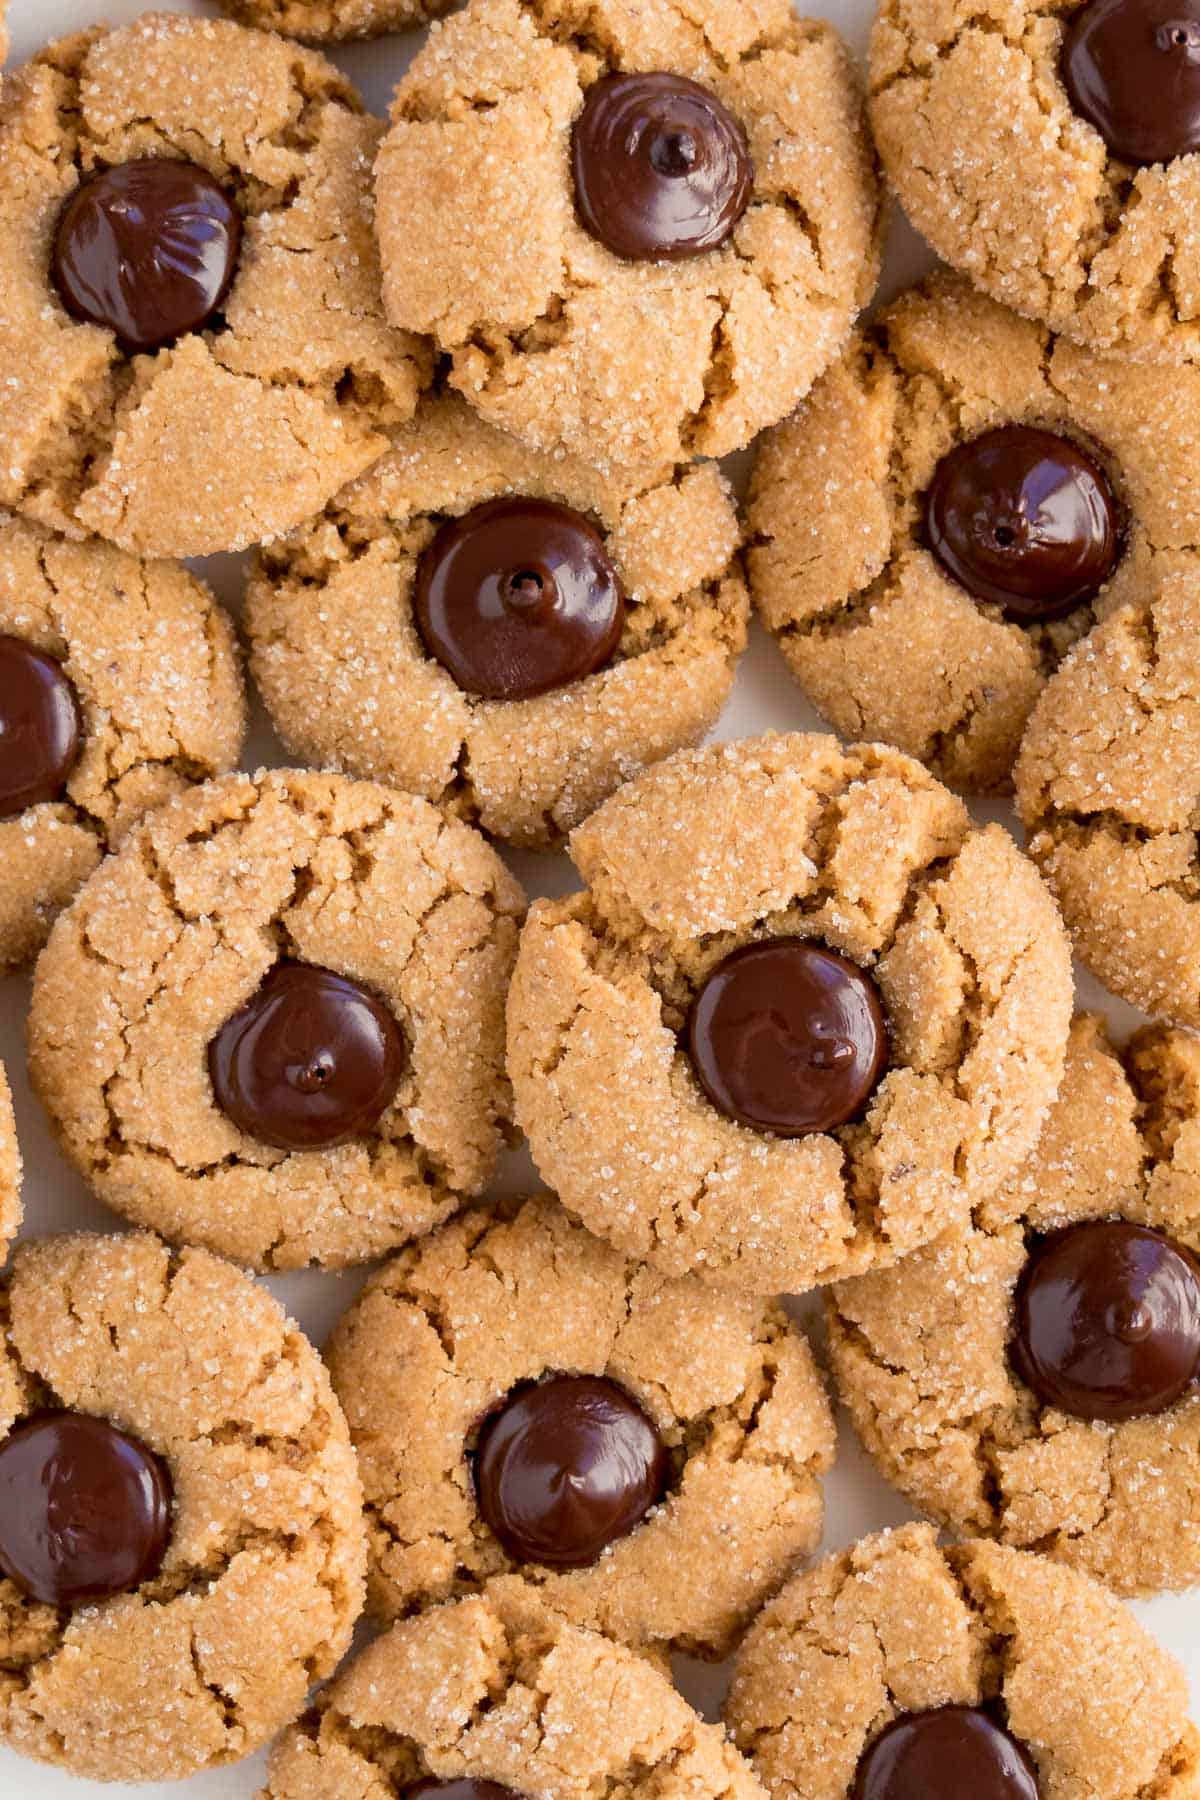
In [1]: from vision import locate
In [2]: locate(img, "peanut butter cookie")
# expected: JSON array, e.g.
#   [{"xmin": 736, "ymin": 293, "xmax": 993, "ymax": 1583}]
[
  {"xmin": 746, "ymin": 273, "xmax": 1200, "ymax": 791},
  {"xmin": 375, "ymin": 0, "xmax": 881, "ymax": 481},
  {"xmin": 218, "ymin": 0, "xmax": 452, "ymax": 39},
  {"xmin": 0, "ymin": 13, "xmax": 429, "ymax": 559},
  {"xmin": 507, "ymin": 734, "xmax": 1073, "ymax": 1295},
  {"xmin": 871, "ymin": 0, "xmax": 1200, "ymax": 363},
  {"xmin": 0, "ymin": 1231, "xmax": 366, "ymax": 1783},
  {"xmin": 0, "ymin": 513, "xmax": 245, "ymax": 971},
  {"xmin": 28, "ymin": 769, "xmax": 524, "ymax": 1270},
  {"xmin": 326, "ymin": 1194, "xmax": 835, "ymax": 1656},
  {"xmin": 1015, "ymin": 577, "xmax": 1200, "ymax": 1026},
  {"xmin": 726, "ymin": 1523, "xmax": 1200, "ymax": 1800},
  {"xmin": 247, "ymin": 392, "xmax": 747, "ymax": 848},
  {"xmin": 0, "ymin": 1064, "xmax": 20, "ymax": 1259},
  {"xmin": 262, "ymin": 1585, "xmax": 769, "ymax": 1800},
  {"xmin": 829, "ymin": 1014, "xmax": 1200, "ymax": 1596}
]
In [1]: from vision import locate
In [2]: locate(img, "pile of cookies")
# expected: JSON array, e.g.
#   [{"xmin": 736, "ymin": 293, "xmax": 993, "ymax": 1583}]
[{"xmin": 0, "ymin": 0, "xmax": 1198, "ymax": 1793}]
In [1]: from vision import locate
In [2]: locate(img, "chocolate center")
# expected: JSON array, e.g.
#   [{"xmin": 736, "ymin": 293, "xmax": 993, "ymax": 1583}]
[
  {"xmin": 1011, "ymin": 1221, "xmax": 1200, "ymax": 1422},
  {"xmin": 52, "ymin": 158, "xmax": 243, "ymax": 353},
  {"xmin": 925, "ymin": 425, "xmax": 1121, "ymax": 621},
  {"xmin": 0, "ymin": 636, "xmax": 83, "ymax": 819},
  {"xmin": 572, "ymin": 71, "xmax": 754, "ymax": 261},
  {"xmin": 1063, "ymin": 0, "xmax": 1200, "ymax": 165},
  {"xmin": 408, "ymin": 1786, "xmax": 522, "ymax": 1800},
  {"xmin": 0, "ymin": 1411, "xmax": 173, "ymax": 1608},
  {"xmin": 687, "ymin": 939, "xmax": 889, "ymax": 1136},
  {"xmin": 208, "ymin": 961, "xmax": 405, "ymax": 1152},
  {"xmin": 474, "ymin": 1373, "xmax": 670, "ymax": 1569},
  {"xmin": 414, "ymin": 497, "xmax": 626, "ymax": 701},
  {"xmin": 854, "ymin": 1706, "xmax": 1040, "ymax": 1800}
]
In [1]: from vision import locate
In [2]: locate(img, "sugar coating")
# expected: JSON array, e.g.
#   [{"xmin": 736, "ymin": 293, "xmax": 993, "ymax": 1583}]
[
  {"xmin": 218, "ymin": 0, "xmax": 453, "ymax": 40},
  {"xmin": 262, "ymin": 1585, "xmax": 769, "ymax": 1800},
  {"xmin": 871, "ymin": 0, "xmax": 1200, "ymax": 361},
  {"xmin": 747, "ymin": 272, "xmax": 1200, "ymax": 791},
  {"xmin": 829, "ymin": 1014, "xmax": 1200, "ymax": 1596},
  {"xmin": 375, "ymin": 0, "xmax": 881, "ymax": 481},
  {"xmin": 507, "ymin": 733, "xmax": 1073, "ymax": 1294},
  {"xmin": 0, "ymin": 14, "xmax": 430, "ymax": 559},
  {"xmin": 0, "ymin": 1063, "xmax": 20, "ymax": 1259},
  {"xmin": 247, "ymin": 391, "xmax": 747, "ymax": 847},
  {"xmin": 1015, "ymin": 577, "xmax": 1200, "ymax": 1026},
  {"xmin": 27, "ymin": 769, "xmax": 525, "ymax": 1270},
  {"xmin": 326, "ymin": 1194, "xmax": 835, "ymax": 1656},
  {"xmin": 0, "ymin": 1231, "xmax": 366, "ymax": 1784},
  {"xmin": 725, "ymin": 1523, "xmax": 1200, "ymax": 1800}
]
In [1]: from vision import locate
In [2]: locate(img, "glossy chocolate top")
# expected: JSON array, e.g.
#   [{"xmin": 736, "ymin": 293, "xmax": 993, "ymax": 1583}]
[
  {"xmin": 853, "ymin": 1706, "xmax": 1040, "ymax": 1800},
  {"xmin": 1063, "ymin": 0, "xmax": 1200, "ymax": 165},
  {"xmin": 0, "ymin": 636, "xmax": 82, "ymax": 819}
]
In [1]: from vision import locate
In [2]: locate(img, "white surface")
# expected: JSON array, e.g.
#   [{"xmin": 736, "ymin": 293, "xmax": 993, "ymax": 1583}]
[{"xmin": 0, "ymin": 0, "xmax": 1195, "ymax": 1791}]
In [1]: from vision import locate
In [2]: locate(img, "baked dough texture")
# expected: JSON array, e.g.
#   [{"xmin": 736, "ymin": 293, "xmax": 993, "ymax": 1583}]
[
  {"xmin": 828, "ymin": 1014, "xmax": 1200, "ymax": 1597},
  {"xmin": 27, "ymin": 769, "xmax": 524, "ymax": 1270},
  {"xmin": 375, "ymin": 0, "xmax": 881, "ymax": 480},
  {"xmin": 745, "ymin": 272, "xmax": 1200, "ymax": 791},
  {"xmin": 261, "ymin": 1586, "xmax": 770, "ymax": 1800},
  {"xmin": 0, "ymin": 13, "xmax": 430, "ymax": 559},
  {"xmin": 870, "ymin": 0, "xmax": 1200, "ymax": 361},
  {"xmin": 0, "ymin": 513, "xmax": 246, "ymax": 971},
  {"xmin": 247, "ymin": 391, "xmax": 748, "ymax": 848},
  {"xmin": 507, "ymin": 733, "xmax": 1073, "ymax": 1294},
  {"xmin": 0, "ymin": 1231, "xmax": 366, "ymax": 1784},
  {"xmin": 0, "ymin": 1063, "xmax": 21, "ymax": 1259},
  {"xmin": 1015, "ymin": 577, "xmax": 1200, "ymax": 1027},
  {"xmin": 218, "ymin": 0, "xmax": 453, "ymax": 40},
  {"xmin": 725, "ymin": 1523, "xmax": 1200, "ymax": 1800},
  {"xmin": 326, "ymin": 1195, "xmax": 836, "ymax": 1656}
]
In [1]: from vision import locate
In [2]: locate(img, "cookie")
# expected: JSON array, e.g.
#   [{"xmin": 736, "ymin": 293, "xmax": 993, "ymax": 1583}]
[
  {"xmin": 1015, "ymin": 575, "xmax": 1200, "ymax": 1026},
  {"xmin": 746, "ymin": 272, "xmax": 1200, "ymax": 791},
  {"xmin": 870, "ymin": 0, "xmax": 1200, "ymax": 363},
  {"xmin": 247, "ymin": 392, "xmax": 747, "ymax": 848},
  {"xmin": 0, "ymin": 1064, "xmax": 21, "ymax": 1259},
  {"xmin": 0, "ymin": 1231, "xmax": 366, "ymax": 1783},
  {"xmin": 827, "ymin": 1013, "xmax": 1200, "ymax": 1596},
  {"xmin": 507, "ymin": 733, "xmax": 1073, "ymax": 1294},
  {"xmin": 0, "ymin": 513, "xmax": 246, "ymax": 970},
  {"xmin": 375, "ymin": 0, "xmax": 881, "ymax": 481},
  {"xmin": 326, "ymin": 1194, "xmax": 835, "ymax": 1656},
  {"xmin": 261, "ymin": 1585, "xmax": 768, "ymax": 1800},
  {"xmin": 725, "ymin": 1522, "xmax": 1200, "ymax": 1800},
  {"xmin": 0, "ymin": 13, "xmax": 429, "ymax": 559},
  {"xmin": 218, "ymin": 0, "xmax": 452, "ymax": 40},
  {"xmin": 27, "ymin": 769, "xmax": 524, "ymax": 1270}
]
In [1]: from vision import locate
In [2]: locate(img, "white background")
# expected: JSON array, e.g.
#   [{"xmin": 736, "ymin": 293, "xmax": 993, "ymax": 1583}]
[{"xmin": 1, "ymin": 0, "xmax": 1196, "ymax": 1793}]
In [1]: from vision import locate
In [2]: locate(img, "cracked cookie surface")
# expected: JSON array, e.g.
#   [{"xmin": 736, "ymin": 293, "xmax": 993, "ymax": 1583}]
[
  {"xmin": 27, "ymin": 768, "xmax": 524, "ymax": 1270},
  {"xmin": 725, "ymin": 1522, "xmax": 1200, "ymax": 1800},
  {"xmin": 870, "ymin": 0, "xmax": 1200, "ymax": 361},
  {"xmin": 0, "ymin": 13, "xmax": 430, "ymax": 559},
  {"xmin": 0, "ymin": 1230, "xmax": 366, "ymax": 1783},
  {"xmin": 375, "ymin": 0, "xmax": 881, "ymax": 481},
  {"xmin": 746, "ymin": 273, "xmax": 1200, "ymax": 791},
  {"xmin": 247, "ymin": 391, "xmax": 748, "ymax": 847},
  {"xmin": 0, "ymin": 1065, "xmax": 20, "ymax": 1260},
  {"xmin": 326, "ymin": 1194, "xmax": 835, "ymax": 1656},
  {"xmin": 262, "ymin": 1584, "xmax": 770, "ymax": 1800},
  {"xmin": 1015, "ymin": 576, "xmax": 1200, "ymax": 1026},
  {"xmin": 828, "ymin": 1015, "xmax": 1200, "ymax": 1596},
  {"xmin": 218, "ymin": 0, "xmax": 453, "ymax": 40},
  {"xmin": 506, "ymin": 733, "xmax": 1073, "ymax": 1294},
  {"xmin": 0, "ymin": 513, "xmax": 246, "ymax": 970}
]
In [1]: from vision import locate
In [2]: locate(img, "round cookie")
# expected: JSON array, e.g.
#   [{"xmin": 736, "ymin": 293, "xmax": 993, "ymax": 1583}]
[
  {"xmin": 746, "ymin": 272, "xmax": 1200, "ymax": 791},
  {"xmin": 870, "ymin": 0, "xmax": 1200, "ymax": 362},
  {"xmin": 261, "ymin": 1585, "xmax": 769, "ymax": 1800},
  {"xmin": 247, "ymin": 392, "xmax": 747, "ymax": 847},
  {"xmin": 27, "ymin": 768, "xmax": 524, "ymax": 1270},
  {"xmin": 326, "ymin": 1194, "xmax": 836, "ymax": 1655},
  {"xmin": 0, "ymin": 1064, "xmax": 21, "ymax": 1258},
  {"xmin": 0, "ymin": 513, "xmax": 246, "ymax": 970},
  {"xmin": 506, "ymin": 733, "xmax": 1073, "ymax": 1294},
  {"xmin": 218, "ymin": 0, "xmax": 453, "ymax": 40},
  {"xmin": 375, "ymin": 0, "xmax": 881, "ymax": 480},
  {"xmin": 725, "ymin": 1522, "xmax": 1200, "ymax": 1800},
  {"xmin": 0, "ymin": 1231, "xmax": 365, "ymax": 1783},
  {"xmin": 827, "ymin": 1013, "xmax": 1200, "ymax": 1596},
  {"xmin": 1015, "ymin": 576, "xmax": 1200, "ymax": 1026},
  {"xmin": 0, "ymin": 13, "xmax": 429, "ymax": 559}
]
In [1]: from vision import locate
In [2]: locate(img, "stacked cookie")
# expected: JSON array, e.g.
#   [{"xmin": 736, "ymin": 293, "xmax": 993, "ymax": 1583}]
[{"xmin": 0, "ymin": 0, "xmax": 1197, "ymax": 1794}]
